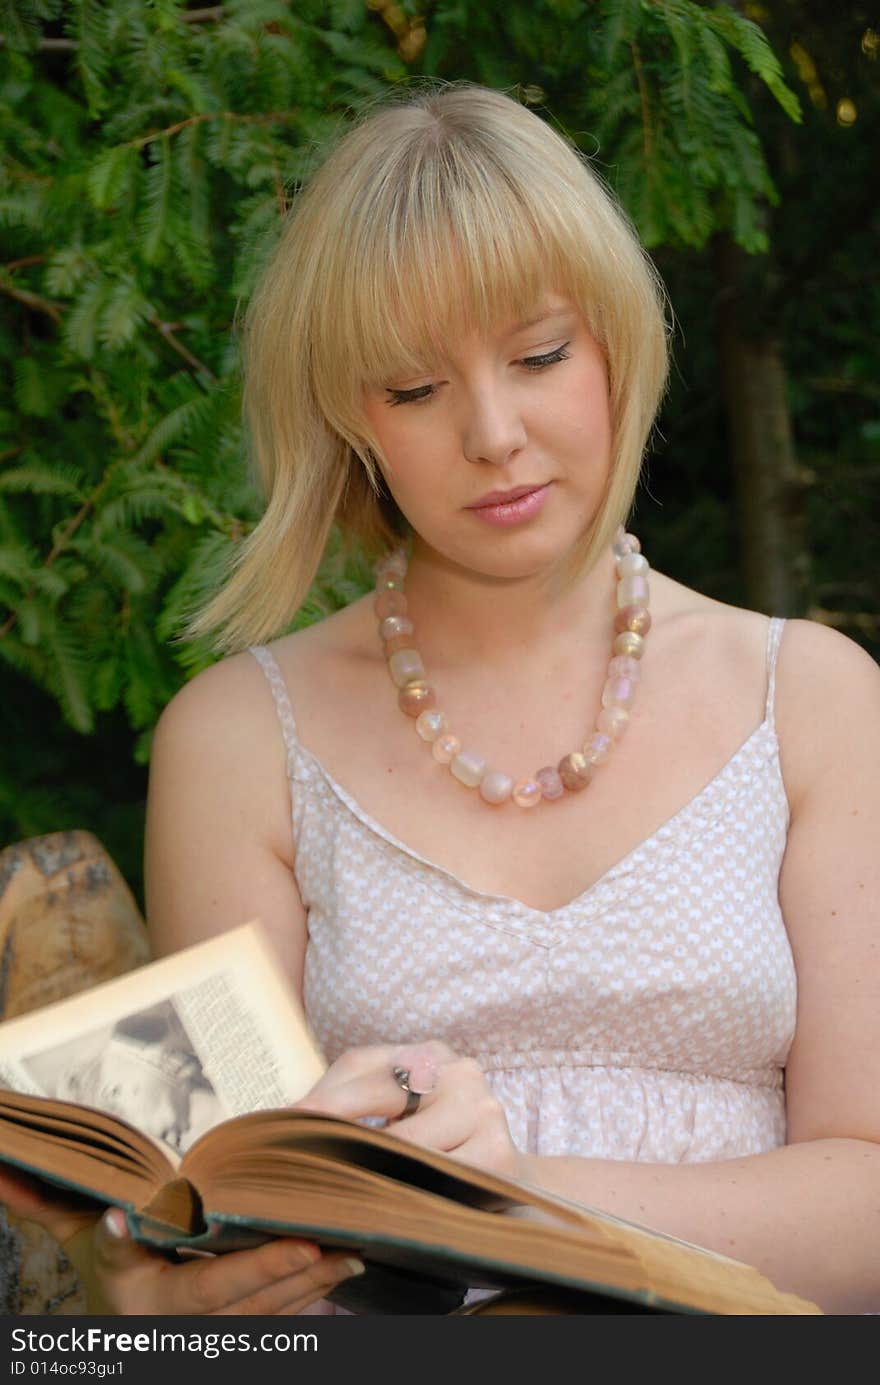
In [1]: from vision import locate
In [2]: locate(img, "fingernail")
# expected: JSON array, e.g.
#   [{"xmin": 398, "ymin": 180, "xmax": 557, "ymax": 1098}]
[
  {"xmin": 102, "ymin": 1208, "xmax": 127, "ymax": 1239},
  {"xmin": 342, "ymin": 1257, "xmax": 366, "ymax": 1277}
]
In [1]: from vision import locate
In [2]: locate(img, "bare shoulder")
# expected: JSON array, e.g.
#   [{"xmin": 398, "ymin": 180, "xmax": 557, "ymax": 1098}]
[
  {"xmin": 775, "ymin": 617, "xmax": 880, "ymax": 727},
  {"xmin": 653, "ymin": 573, "xmax": 773, "ymax": 652},
  {"xmin": 774, "ymin": 618, "xmax": 880, "ymax": 806},
  {"xmin": 155, "ymin": 641, "xmax": 286, "ymax": 731},
  {"xmin": 149, "ymin": 647, "xmax": 295, "ymax": 864},
  {"xmin": 776, "ymin": 616, "xmax": 880, "ymax": 690}
]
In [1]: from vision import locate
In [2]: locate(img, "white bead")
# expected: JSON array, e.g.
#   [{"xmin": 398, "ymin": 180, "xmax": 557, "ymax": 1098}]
[
  {"xmin": 480, "ymin": 771, "xmax": 514, "ymax": 804},
  {"xmin": 450, "ymin": 749, "xmax": 487, "ymax": 788},
  {"xmin": 388, "ymin": 649, "xmax": 425, "ymax": 687},
  {"xmin": 617, "ymin": 552, "xmax": 648, "ymax": 578},
  {"xmin": 415, "ymin": 709, "xmax": 447, "ymax": 741},
  {"xmin": 616, "ymin": 574, "xmax": 649, "ymax": 609}
]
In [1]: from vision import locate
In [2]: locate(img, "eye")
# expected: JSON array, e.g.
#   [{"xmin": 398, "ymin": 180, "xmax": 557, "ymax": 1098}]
[
  {"xmin": 519, "ymin": 342, "xmax": 572, "ymax": 371},
  {"xmin": 385, "ymin": 383, "xmax": 436, "ymax": 407}
]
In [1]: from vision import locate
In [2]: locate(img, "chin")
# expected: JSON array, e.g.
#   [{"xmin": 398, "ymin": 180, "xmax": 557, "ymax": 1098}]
[{"xmin": 456, "ymin": 533, "xmax": 584, "ymax": 583}]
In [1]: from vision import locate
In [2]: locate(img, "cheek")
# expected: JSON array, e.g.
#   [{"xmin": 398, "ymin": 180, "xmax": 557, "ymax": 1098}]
[{"xmin": 556, "ymin": 369, "xmax": 612, "ymax": 451}]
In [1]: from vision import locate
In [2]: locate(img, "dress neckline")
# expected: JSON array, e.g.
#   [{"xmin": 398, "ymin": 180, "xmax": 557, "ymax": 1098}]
[{"xmin": 290, "ymin": 717, "xmax": 784, "ymax": 925}]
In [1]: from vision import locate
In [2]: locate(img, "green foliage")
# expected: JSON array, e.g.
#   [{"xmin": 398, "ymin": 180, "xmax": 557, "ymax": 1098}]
[
  {"xmin": 416, "ymin": 0, "xmax": 801, "ymax": 251},
  {"xmin": 0, "ymin": 1, "xmax": 407, "ymax": 752},
  {"xmin": 0, "ymin": 0, "xmax": 805, "ymax": 866}
]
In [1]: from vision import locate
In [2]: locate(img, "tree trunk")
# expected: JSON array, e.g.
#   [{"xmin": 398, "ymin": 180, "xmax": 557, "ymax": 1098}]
[{"xmin": 714, "ymin": 236, "xmax": 811, "ymax": 615}]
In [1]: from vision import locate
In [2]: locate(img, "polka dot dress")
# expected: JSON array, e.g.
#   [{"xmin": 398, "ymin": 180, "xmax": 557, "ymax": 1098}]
[{"xmin": 251, "ymin": 617, "xmax": 795, "ymax": 1168}]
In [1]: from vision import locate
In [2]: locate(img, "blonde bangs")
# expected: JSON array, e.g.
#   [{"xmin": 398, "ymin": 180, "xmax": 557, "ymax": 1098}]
[{"xmin": 305, "ymin": 105, "xmax": 631, "ymax": 448}]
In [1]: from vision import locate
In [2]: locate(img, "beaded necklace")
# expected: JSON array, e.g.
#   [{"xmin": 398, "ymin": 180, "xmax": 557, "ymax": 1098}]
[{"xmin": 374, "ymin": 527, "xmax": 650, "ymax": 809}]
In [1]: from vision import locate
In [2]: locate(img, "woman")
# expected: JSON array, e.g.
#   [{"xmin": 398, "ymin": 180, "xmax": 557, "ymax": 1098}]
[{"xmin": 2, "ymin": 83, "xmax": 878, "ymax": 1315}]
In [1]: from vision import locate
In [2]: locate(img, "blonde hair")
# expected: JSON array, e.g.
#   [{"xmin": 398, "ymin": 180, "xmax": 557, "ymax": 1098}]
[{"xmin": 193, "ymin": 83, "xmax": 669, "ymax": 649}]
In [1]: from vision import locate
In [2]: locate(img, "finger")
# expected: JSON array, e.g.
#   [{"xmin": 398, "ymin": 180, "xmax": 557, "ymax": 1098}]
[
  {"xmin": 384, "ymin": 1097, "xmax": 475, "ymax": 1151},
  {"xmin": 91, "ymin": 1210, "xmax": 333, "ymax": 1316},
  {"xmin": 301, "ymin": 1069, "xmax": 442, "ymax": 1123},
  {"xmin": 214, "ymin": 1253, "xmax": 366, "ymax": 1316},
  {"xmin": 392, "ymin": 1047, "xmax": 440, "ymax": 1095},
  {"xmin": 90, "ymin": 1208, "xmax": 185, "ymax": 1311},
  {"xmin": 300, "ymin": 1042, "xmax": 457, "ymax": 1123},
  {"xmin": 154, "ymin": 1236, "xmax": 325, "ymax": 1315},
  {"xmin": 296, "ymin": 1041, "xmax": 456, "ymax": 1107},
  {"xmin": 0, "ymin": 1167, "xmax": 100, "ymax": 1245}
]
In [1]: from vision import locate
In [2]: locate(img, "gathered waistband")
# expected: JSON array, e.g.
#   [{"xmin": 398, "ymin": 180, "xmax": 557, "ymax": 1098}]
[{"xmin": 472, "ymin": 1049, "xmax": 784, "ymax": 1090}]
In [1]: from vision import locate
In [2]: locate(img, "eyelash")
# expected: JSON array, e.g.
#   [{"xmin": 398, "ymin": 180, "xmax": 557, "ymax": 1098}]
[{"xmin": 385, "ymin": 342, "xmax": 572, "ymax": 407}]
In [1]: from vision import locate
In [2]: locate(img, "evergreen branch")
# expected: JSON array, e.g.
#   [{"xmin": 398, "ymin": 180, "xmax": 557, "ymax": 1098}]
[
  {"xmin": 0, "ymin": 462, "xmax": 118, "ymax": 642},
  {"xmin": 0, "ymin": 272, "xmax": 63, "ymax": 324},
  {"xmin": 149, "ymin": 316, "xmax": 216, "ymax": 378},
  {"xmin": 129, "ymin": 111, "xmax": 298, "ymax": 153},
  {"xmin": 4, "ymin": 256, "xmax": 46, "ymax": 273},
  {"xmin": 0, "ymin": 37, "xmax": 76, "ymax": 50}
]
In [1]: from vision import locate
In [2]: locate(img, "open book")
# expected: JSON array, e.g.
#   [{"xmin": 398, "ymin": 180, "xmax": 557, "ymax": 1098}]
[{"xmin": 0, "ymin": 922, "xmax": 820, "ymax": 1315}]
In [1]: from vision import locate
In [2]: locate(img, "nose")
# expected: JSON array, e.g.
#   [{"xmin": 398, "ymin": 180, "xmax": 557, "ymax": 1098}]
[{"xmin": 460, "ymin": 381, "xmax": 527, "ymax": 468}]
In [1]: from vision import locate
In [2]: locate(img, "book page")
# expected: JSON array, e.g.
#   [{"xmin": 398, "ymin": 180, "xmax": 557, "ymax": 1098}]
[{"xmin": 0, "ymin": 921, "xmax": 327, "ymax": 1163}]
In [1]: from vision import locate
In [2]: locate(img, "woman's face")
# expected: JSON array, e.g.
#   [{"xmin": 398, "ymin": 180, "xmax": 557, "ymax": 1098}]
[{"xmin": 361, "ymin": 293, "xmax": 612, "ymax": 580}]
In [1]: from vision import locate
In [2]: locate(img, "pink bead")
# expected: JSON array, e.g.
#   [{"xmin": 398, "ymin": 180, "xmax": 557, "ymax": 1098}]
[
  {"xmin": 432, "ymin": 733, "xmax": 461, "ymax": 764},
  {"xmin": 398, "ymin": 681, "xmax": 435, "ymax": 717},
  {"xmin": 384, "ymin": 634, "xmax": 416, "ymax": 656},
  {"xmin": 607, "ymin": 655, "xmax": 640, "ymax": 681},
  {"xmin": 380, "ymin": 615, "xmax": 414, "ymax": 640},
  {"xmin": 535, "ymin": 766, "xmax": 564, "ymax": 800},
  {"xmin": 584, "ymin": 733, "xmax": 612, "ymax": 765},
  {"xmin": 480, "ymin": 771, "xmax": 514, "ymax": 805},
  {"xmin": 512, "ymin": 778, "xmax": 543, "ymax": 808},
  {"xmin": 613, "ymin": 631, "xmax": 645, "ymax": 659},
  {"xmin": 614, "ymin": 605, "xmax": 651, "ymax": 637},
  {"xmin": 597, "ymin": 705, "xmax": 629, "ymax": 739},
  {"xmin": 601, "ymin": 676, "xmax": 635, "ymax": 708},
  {"xmin": 374, "ymin": 589, "xmax": 407, "ymax": 619},
  {"xmin": 557, "ymin": 752, "xmax": 592, "ymax": 792}
]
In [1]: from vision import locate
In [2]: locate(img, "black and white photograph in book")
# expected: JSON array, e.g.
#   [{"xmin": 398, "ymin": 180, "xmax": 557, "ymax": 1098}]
[{"xmin": 22, "ymin": 1000, "xmax": 224, "ymax": 1155}]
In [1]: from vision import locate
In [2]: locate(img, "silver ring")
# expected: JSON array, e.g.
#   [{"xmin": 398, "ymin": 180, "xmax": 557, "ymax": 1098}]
[{"xmin": 391, "ymin": 1065, "xmax": 421, "ymax": 1118}]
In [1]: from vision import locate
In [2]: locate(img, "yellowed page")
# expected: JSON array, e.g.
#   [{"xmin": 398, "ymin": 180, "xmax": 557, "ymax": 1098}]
[{"xmin": 0, "ymin": 921, "xmax": 327, "ymax": 1166}]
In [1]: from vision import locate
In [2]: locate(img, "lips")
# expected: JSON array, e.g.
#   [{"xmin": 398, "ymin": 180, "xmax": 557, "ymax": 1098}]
[{"xmin": 469, "ymin": 484, "xmax": 546, "ymax": 509}]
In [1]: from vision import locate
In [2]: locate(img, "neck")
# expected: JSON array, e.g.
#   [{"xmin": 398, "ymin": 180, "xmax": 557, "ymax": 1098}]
[{"xmin": 402, "ymin": 540, "xmax": 618, "ymax": 670}]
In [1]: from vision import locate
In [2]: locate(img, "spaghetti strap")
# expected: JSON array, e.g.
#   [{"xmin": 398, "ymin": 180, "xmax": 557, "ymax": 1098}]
[
  {"xmin": 764, "ymin": 617, "xmax": 786, "ymax": 729},
  {"xmin": 249, "ymin": 644, "xmax": 299, "ymax": 776}
]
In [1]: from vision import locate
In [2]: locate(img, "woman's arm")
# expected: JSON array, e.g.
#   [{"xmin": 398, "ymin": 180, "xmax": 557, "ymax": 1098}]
[
  {"xmin": 145, "ymin": 652, "xmax": 308, "ymax": 976},
  {"xmin": 0, "ymin": 652, "xmax": 365, "ymax": 1314}
]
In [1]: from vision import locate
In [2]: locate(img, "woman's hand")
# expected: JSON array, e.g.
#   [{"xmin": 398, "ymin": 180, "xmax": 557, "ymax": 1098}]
[
  {"xmin": 0, "ymin": 1167, "xmax": 363, "ymax": 1315},
  {"xmin": 295, "ymin": 1041, "xmax": 525, "ymax": 1181}
]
